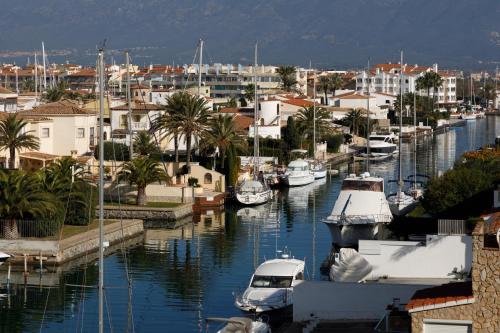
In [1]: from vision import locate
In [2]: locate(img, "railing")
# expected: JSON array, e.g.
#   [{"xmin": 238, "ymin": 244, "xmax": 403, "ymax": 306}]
[
  {"xmin": 0, "ymin": 219, "xmax": 62, "ymax": 239},
  {"xmin": 131, "ymin": 122, "xmax": 149, "ymax": 130},
  {"xmin": 438, "ymin": 219, "xmax": 466, "ymax": 235}
]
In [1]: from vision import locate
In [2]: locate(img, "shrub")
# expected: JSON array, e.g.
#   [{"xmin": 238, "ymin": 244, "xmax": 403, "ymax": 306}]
[
  {"xmin": 94, "ymin": 141, "xmax": 130, "ymax": 161},
  {"xmin": 188, "ymin": 177, "xmax": 199, "ymax": 187},
  {"xmin": 324, "ymin": 134, "xmax": 344, "ymax": 153}
]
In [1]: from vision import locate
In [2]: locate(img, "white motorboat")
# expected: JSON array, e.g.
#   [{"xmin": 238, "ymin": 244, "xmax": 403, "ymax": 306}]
[
  {"xmin": 387, "ymin": 191, "xmax": 419, "ymax": 216},
  {"xmin": 206, "ymin": 317, "xmax": 270, "ymax": 333},
  {"xmin": 323, "ymin": 173, "xmax": 393, "ymax": 247},
  {"xmin": 309, "ymin": 160, "xmax": 327, "ymax": 179},
  {"xmin": 235, "ymin": 254, "xmax": 305, "ymax": 313},
  {"xmin": 236, "ymin": 180, "xmax": 272, "ymax": 206},
  {"xmin": 281, "ymin": 159, "xmax": 315, "ymax": 187},
  {"xmin": 356, "ymin": 133, "xmax": 398, "ymax": 160},
  {"xmin": 460, "ymin": 113, "xmax": 477, "ymax": 120}
]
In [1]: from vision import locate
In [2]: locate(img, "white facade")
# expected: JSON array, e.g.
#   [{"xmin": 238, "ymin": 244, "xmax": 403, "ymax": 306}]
[
  {"xmin": 248, "ymin": 99, "xmax": 281, "ymax": 139},
  {"xmin": 355, "ymin": 63, "xmax": 457, "ymax": 105},
  {"xmin": 359, "ymin": 235, "xmax": 472, "ymax": 280},
  {"xmin": 330, "ymin": 93, "xmax": 389, "ymax": 119}
]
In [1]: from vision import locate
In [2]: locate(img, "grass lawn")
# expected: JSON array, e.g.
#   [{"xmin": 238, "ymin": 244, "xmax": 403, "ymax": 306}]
[
  {"xmin": 103, "ymin": 201, "xmax": 181, "ymax": 208},
  {"xmin": 61, "ymin": 219, "xmax": 116, "ymax": 239}
]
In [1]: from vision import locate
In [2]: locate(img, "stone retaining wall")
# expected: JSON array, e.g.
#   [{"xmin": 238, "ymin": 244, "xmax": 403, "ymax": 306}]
[
  {"xmin": 411, "ymin": 304, "xmax": 473, "ymax": 332},
  {"xmin": 100, "ymin": 204, "xmax": 193, "ymax": 221}
]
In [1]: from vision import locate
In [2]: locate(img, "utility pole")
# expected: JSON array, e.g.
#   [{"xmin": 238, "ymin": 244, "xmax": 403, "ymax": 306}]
[{"xmin": 125, "ymin": 51, "xmax": 133, "ymax": 158}]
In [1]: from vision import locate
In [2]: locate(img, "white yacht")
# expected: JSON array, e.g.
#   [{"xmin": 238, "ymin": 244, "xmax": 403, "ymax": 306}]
[
  {"xmin": 309, "ymin": 160, "xmax": 327, "ymax": 179},
  {"xmin": 235, "ymin": 255, "xmax": 305, "ymax": 313},
  {"xmin": 0, "ymin": 252, "xmax": 10, "ymax": 266},
  {"xmin": 323, "ymin": 173, "xmax": 393, "ymax": 247},
  {"xmin": 281, "ymin": 159, "xmax": 315, "ymax": 187},
  {"xmin": 357, "ymin": 134, "xmax": 398, "ymax": 160},
  {"xmin": 236, "ymin": 179, "xmax": 272, "ymax": 206},
  {"xmin": 206, "ymin": 317, "xmax": 270, "ymax": 333}
]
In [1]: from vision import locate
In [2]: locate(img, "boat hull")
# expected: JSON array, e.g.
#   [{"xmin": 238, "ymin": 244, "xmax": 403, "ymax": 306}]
[
  {"xmin": 326, "ymin": 223, "xmax": 381, "ymax": 247},
  {"xmin": 387, "ymin": 193, "xmax": 418, "ymax": 216},
  {"xmin": 236, "ymin": 190, "xmax": 272, "ymax": 206},
  {"xmin": 312, "ymin": 169, "xmax": 327, "ymax": 179},
  {"xmin": 282, "ymin": 175, "xmax": 315, "ymax": 187}
]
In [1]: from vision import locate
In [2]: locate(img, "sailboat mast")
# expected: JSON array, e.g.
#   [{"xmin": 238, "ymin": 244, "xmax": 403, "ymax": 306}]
[
  {"xmin": 313, "ymin": 68, "xmax": 316, "ymax": 159},
  {"xmin": 398, "ymin": 50, "xmax": 404, "ymax": 199},
  {"xmin": 42, "ymin": 42, "xmax": 47, "ymax": 90},
  {"xmin": 126, "ymin": 51, "xmax": 133, "ymax": 158},
  {"xmin": 198, "ymin": 39, "xmax": 204, "ymax": 96},
  {"xmin": 413, "ymin": 91, "xmax": 417, "ymax": 191},
  {"xmin": 366, "ymin": 58, "xmax": 371, "ymax": 173},
  {"xmin": 97, "ymin": 48, "xmax": 105, "ymax": 333},
  {"xmin": 495, "ymin": 66, "xmax": 499, "ymax": 110},
  {"xmin": 253, "ymin": 41, "xmax": 259, "ymax": 180},
  {"xmin": 34, "ymin": 53, "xmax": 38, "ymax": 104}
]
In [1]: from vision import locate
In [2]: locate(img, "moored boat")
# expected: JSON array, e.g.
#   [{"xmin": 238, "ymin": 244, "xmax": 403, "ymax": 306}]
[{"xmin": 280, "ymin": 159, "xmax": 315, "ymax": 187}]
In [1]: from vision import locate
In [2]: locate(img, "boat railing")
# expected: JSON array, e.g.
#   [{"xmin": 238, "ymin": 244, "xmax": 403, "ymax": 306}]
[{"xmin": 323, "ymin": 214, "xmax": 393, "ymax": 225}]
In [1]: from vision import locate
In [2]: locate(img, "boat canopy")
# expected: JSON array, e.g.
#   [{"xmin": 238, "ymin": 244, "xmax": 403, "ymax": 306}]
[
  {"xmin": 287, "ymin": 159, "xmax": 309, "ymax": 170},
  {"xmin": 329, "ymin": 248, "xmax": 372, "ymax": 282},
  {"xmin": 254, "ymin": 258, "xmax": 304, "ymax": 277},
  {"xmin": 207, "ymin": 317, "xmax": 253, "ymax": 333}
]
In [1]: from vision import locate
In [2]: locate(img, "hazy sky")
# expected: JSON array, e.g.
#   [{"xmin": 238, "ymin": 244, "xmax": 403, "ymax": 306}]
[{"xmin": 0, "ymin": 0, "xmax": 499, "ymax": 70}]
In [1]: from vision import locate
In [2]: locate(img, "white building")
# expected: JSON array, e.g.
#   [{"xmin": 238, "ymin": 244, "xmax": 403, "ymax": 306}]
[
  {"xmin": 329, "ymin": 92, "xmax": 393, "ymax": 119},
  {"xmin": 0, "ymin": 87, "xmax": 18, "ymax": 112},
  {"xmin": 355, "ymin": 63, "xmax": 457, "ymax": 107},
  {"xmin": 248, "ymin": 99, "xmax": 281, "ymax": 139}
]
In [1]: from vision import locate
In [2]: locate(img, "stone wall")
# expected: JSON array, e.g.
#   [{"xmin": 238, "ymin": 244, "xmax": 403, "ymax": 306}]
[
  {"xmin": 101, "ymin": 203, "xmax": 193, "ymax": 222},
  {"xmin": 471, "ymin": 221, "xmax": 499, "ymax": 333},
  {"xmin": 411, "ymin": 304, "xmax": 473, "ymax": 333}
]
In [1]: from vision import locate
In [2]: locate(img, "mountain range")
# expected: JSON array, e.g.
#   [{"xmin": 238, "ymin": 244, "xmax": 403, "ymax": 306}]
[{"xmin": 0, "ymin": 0, "xmax": 499, "ymax": 70}]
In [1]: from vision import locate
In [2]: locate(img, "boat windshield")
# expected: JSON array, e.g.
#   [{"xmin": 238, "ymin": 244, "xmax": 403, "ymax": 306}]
[
  {"xmin": 369, "ymin": 136, "xmax": 386, "ymax": 141},
  {"xmin": 251, "ymin": 275, "xmax": 293, "ymax": 288},
  {"xmin": 341, "ymin": 180, "xmax": 383, "ymax": 192},
  {"xmin": 289, "ymin": 166, "xmax": 307, "ymax": 171}
]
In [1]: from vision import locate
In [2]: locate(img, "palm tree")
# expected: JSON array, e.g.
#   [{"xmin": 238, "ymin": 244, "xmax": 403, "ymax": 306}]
[
  {"xmin": 294, "ymin": 106, "xmax": 332, "ymax": 151},
  {"xmin": 203, "ymin": 115, "xmax": 246, "ymax": 169},
  {"xmin": 341, "ymin": 109, "xmax": 364, "ymax": 136},
  {"xmin": 330, "ymin": 73, "xmax": 344, "ymax": 99},
  {"xmin": 0, "ymin": 170, "xmax": 60, "ymax": 239},
  {"xmin": 151, "ymin": 92, "xmax": 188, "ymax": 162},
  {"xmin": 177, "ymin": 94, "xmax": 211, "ymax": 166},
  {"xmin": 226, "ymin": 96, "xmax": 238, "ymax": 108},
  {"xmin": 417, "ymin": 72, "xmax": 442, "ymax": 112},
  {"xmin": 118, "ymin": 157, "xmax": 168, "ymax": 205},
  {"xmin": 480, "ymin": 82, "xmax": 497, "ymax": 108},
  {"xmin": 0, "ymin": 113, "xmax": 40, "ymax": 169},
  {"xmin": 244, "ymin": 84, "xmax": 256, "ymax": 103},
  {"xmin": 134, "ymin": 131, "xmax": 157, "ymax": 156},
  {"xmin": 43, "ymin": 81, "xmax": 67, "ymax": 102},
  {"xmin": 276, "ymin": 65, "xmax": 298, "ymax": 92},
  {"xmin": 318, "ymin": 74, "xmax": 344, "ymax": 105}
]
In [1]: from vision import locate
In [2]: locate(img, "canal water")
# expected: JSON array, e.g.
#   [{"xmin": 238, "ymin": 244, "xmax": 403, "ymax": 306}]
[{"xmin": 0, "ymin": 118, "xmax": 498, "ymax": 333}]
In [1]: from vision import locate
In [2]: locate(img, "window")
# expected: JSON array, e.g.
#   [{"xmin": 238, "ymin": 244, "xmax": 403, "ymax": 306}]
[
  {"xmin": 133, "ymin": 115, "xmax": 141, "ymax": 122},
  {"xmin": 276, "ymin": 104, "xmax": 280, "ymax": 115},
  {"xmin": 77, "ymin": 128, "xmax": 85, "ymax": 138},
  {"xmin": 120, "ymin": 115, "xmax": 128, "ymax": 127},
  {"xmin": 204, "ymin": 173, "xmax": 212, "ymax": 184},
  {"xmin": 250, "ymin": 276, "xmax": 293, "ymax": 288},
  {"xmin": 134, "ymin": 91, "xmax": 138, "ymax": 97},
  {"xmin": 41, "ymin": 128, "xmax": 50, "ymax": 138}
]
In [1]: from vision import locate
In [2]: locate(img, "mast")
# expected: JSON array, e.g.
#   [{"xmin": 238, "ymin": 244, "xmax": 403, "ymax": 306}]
[
  {"xmin": 15, "ymin": 68, "xmax": 19, "ymax": 94},
  {"xmin": 97, "ymin": 48, "xmax": 105, "ymax": 333},
  {"xmin": 413, "ymin": 90, "xmax": 417, "ymax": 191},
  {"xmin": 253, "ymin": 41, "xmax": 259, "ymax": 181},
  {"xmin": 313, "ymin": 68, "xmax": 316, "ymax": 160},
  {"xmin": 34, "ymin": 53, "xmax": 38, "ymax": 104},
  {"xmin": 366, "ymin": 58, "xmax": 371, "ymax": 173},
  {"xmin": 198, "ymin": 39, "xmax": 204, "ymax": 96},
  {"xmin": 495, "ymin": 66, "xmax": 498, "ymax": 110},
  {"xmin": 125, "ymin": 51, "xmax": 133, "ymax": 158},
  {"xmin": 397, "ymin": 50, "xmax": 404, "ymax": 200},
  {"xmin": 42, "ymin": 42, "xmax": 47, "ymax": 90}
]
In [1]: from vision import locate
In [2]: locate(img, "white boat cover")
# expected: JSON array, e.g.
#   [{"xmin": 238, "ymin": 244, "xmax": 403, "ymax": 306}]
[
  {"xmin": 239, "ymin": 180, "xmax": 265, "ymax": 193},
  {"xmin": 329, "ymin": 248, "xmax": 372, "ymax": 282},
  {"xmin": 220, "ymin": 317, "xmax": 253, "ymax": 333}
]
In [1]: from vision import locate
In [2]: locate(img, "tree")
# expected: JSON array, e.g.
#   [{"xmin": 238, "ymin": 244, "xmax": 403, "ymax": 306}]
[
  {"xmin": 134, "ymin": 131, "xmax": 158, "ymax": 156},
  {"xmin": 118, "ymin": 157, "xmax": 168, "ymax": 205},
  {"xmin": 339, "ymin": 109, "xmax": 364, "ymax": 136},
  {"xmin": 151, "ymin": 92, "xmax": 188, "ymax": 163},
  {"xmin": 203, "ymin": 115, "xmax": 246, "ymax": 169},
  {"xmin": 416, "ymin": 72, "xmax": 442, "ymax": 112},
  {"xmin": 317, "ymin": 74, "xmax": 343, "ymax": 105},
  {"xmin": 21, "ymin": 78, "xmax": 35, "ymax": 92},
  {"xmin": 276, "ymin": 65, "xmax": 298, "ymax": 92},
  {"xmin": 226, "ymin": 96, "xmax": 238, "ymax": 108},
  {"xmin": 244, "ymin": 84, "xmax": 256, "ymax": 103},
  {"xmin": 94, "ymin": 141, "xmax": 130, "ymax": 161},
  {"xmin": 294, "ymin": 106, "xmax": 332, "ymax": 152},
  {"xmin": 284, "ymin": 116, "xmax": 300, "ymax": 150},
  {"xmin": 43, "ymin": 81, "xmax": 67, "ymax": 102},
  {"xmin": 176, "ymin": 94, "xmax": 211, "ymax": 166},
  {"xmin": 479, "ymin": 82, "xmax": 497, "ymax": 108},
  {"xmin": 0, "ymin": 113, "xmax": 40, "ymax": 169},
  {"xmin": 0, "ymin": 170, "xmax": 60, "ymax": 239}
]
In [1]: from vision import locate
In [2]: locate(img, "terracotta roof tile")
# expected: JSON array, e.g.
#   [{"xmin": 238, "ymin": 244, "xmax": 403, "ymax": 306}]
[
  {"xmin": 233, "ymin": 115, "xmax": 254, "ymax": 131},
  {"xmin": 111, "ymin": 102, "xmax": 162, "ymax": 111},
  {"xmin": 406, "ymin": 281, "xmax": 473, "ymax": 312},
  {"xmin": 19, "ymin": 100, "xmax": 96, "ymax": 116},
  {"xmin": 282, "ymin": 98, "xmax": 314, "ymax": 108},
  {"xmin": 0, "ymin": 87, "xmax": 15, "ymax": 94}
]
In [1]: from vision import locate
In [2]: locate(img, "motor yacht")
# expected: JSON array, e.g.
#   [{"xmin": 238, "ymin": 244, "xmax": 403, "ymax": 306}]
[
  {"xmin": 357, "ymin": 133, "xmax": 398, "ymax": 161},
  {"xmin": 280, "ymin": 159, "xmax": 315, "ymax": 187},
  {"xmin": 236, "ymin": 179, "xmax": 272, "ymax": 206},
  {"xmin": 235, "ymin": 254, "xmax": 305, "ymax": 313},
  {"xmin": 323, "ymin": 172, "xmax": 393, "ymax": 247},
  {"xmin": 309, "ymin": 160, "xmax": 327, "ymax": 179},
  {"xmin": 206, "ymin": 317, "xmax": 270, "ymax": 333}
]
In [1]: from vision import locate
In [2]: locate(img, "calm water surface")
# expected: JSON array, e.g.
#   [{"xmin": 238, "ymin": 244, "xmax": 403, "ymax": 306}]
[{"xmin": 0, "ymin": 118, "xmax": 498, "ymax": 333}]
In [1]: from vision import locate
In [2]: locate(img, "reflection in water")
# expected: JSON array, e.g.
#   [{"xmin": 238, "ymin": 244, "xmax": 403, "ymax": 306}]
[{"xmin": 0, "ymin": 118, "xmax": 497, "ymax": 333}]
